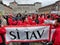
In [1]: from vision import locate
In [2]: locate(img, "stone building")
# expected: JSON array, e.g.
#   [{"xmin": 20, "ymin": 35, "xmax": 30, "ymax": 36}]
[
  {"xmin": 38, "ymin": 0, "xmax": 60, "ymax": 15},
  {"xmin": 0, "ymin": 0, "xmax": 12, "ymax": 15},
  {"xmin": 3, "ymin": 4, "xmax": 12, "ymax": 15},
  {"xmin": 9, "ymin": 0, "xmax": 41, "ymax": 14}
]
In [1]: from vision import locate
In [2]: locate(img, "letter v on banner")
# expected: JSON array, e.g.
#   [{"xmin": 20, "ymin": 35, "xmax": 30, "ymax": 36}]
[{"xmin": 37, "ymin": 30, "xmax": 44, "ymax": 38}]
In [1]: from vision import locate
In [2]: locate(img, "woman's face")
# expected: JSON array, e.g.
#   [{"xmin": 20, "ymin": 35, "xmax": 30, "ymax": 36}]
[{"xmin": 25, "ymin": 18, "xmax": 28, "ymax": 21}]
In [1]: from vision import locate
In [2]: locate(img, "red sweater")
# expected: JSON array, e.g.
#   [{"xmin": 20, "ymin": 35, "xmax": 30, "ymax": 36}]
[
  {"xmin": 38, "ymin": 17, "xmax": 44, "ymax": 24},
  {"xmin": 8, "ymin": 18, "xmax": 13, "ymax": 25},
  {"xmin": 0, "ymin": 27, "xmax": 6, "ymax": 43},
  {"xmin": 17, "ymin": 20, "xmax": 23, "ymax": 25},
  {"xmin": 12, "ymin": 21, "xmax": 17, "ymax": 25},
  {"xmin": 52, "ymin": 25, "xmax": 60, "ymax": 45}
]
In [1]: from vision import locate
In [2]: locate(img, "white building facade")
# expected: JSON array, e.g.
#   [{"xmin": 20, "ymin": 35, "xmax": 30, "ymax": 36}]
[
  {"xmin": 9, "ymin": 0, "xmax": 41, "ymax": 14},
  {"xmin": 0, "ymin": 0, "xmax": 12, "ymax": 15}
]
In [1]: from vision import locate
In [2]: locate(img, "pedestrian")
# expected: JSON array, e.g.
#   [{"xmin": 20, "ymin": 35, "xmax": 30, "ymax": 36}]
[
  {"xmin": 8, "ymin": 14, "xmax": 13, "ymax": 25},
  {"xmin": 52, "ymin": 17, "xmax": 60, "ymax": 45},
  {"xmin": 35, "ymin": 14, "xmax": 39, "ymax": 24},
  {"xmin": 17, "ymin": 20, "xmax": 23, "ymax": 26},
  {"xmin": 16, "ymin": 13, "xmax": 22, "ymax": 20},
  {"xmin": 0, "ymin": 25, "xmax": 6, "ymax": 45},
  {"xmin": 27, "ymin": 15, "xmax": 33, "ymax": 25},
  {"xmin": 44, "ymin": 15, "xmax": 52, "ymax": 24},
  {"xmin": 0, "ymin": 15, "xmax": 6, "ymax": 45},
  {"xmin": 38, "ymin": 14, "xmax": 44, "ymax": 24}
]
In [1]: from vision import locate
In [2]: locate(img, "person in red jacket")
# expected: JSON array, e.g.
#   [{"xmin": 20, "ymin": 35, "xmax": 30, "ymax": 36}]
[
  {"xmin": 31, "ymin": 20, "xmax": 36, "ymax": 25},
  {"xmin": 32, "ymin": 14, "xmax": 35, "ymax": 20},
  {"xmin": 8, "ymin": 15, "xmax": 13, "ymax": 25},
  {"xmin": 22, "ymin": 17, "xmax": 31, "ymax": 26},
  {"xmin": 38, "ymin": 15, "xmax": 44, "ymax": 24},
  {"xmin": 17, "ymin": 20, "xmax": 23, "ymax": 26},
  {"xmin": 27, "ymin": 15, "xmax": 33, "ymax": 25},
  {"xmin": 12, "ymin": 19, "xmax": 17, "ymax": 25},
  {"xmin": 52, "ymin": 17, "xmax": 60, "ymax": 45},
  {"xmin": 0, "ymin": 23, "xmax": 6, "ymax": 45}
]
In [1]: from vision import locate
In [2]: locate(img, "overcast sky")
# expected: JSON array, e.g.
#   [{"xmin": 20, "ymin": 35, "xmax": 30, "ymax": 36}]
[{"xmin": 3, "ymin": 0, "xmax": 58, "ymax": 6}]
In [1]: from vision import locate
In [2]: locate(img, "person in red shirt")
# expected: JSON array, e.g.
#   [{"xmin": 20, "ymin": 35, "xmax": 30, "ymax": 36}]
[
  {"xmin": 17, "ymin": 20, "xmax": 23, "ymax": 26},
  {"xmin": 21, "ymin": 17, "xmax": 28, "ymax": 26},
  {"xmin": 52, "ymin": 17, "xmax": 60, "ymax": 45},
  {"xmin": 31, "ymin": 20, "xmax": 36, "ymax": 25},
  {"xmin": 8, "ymin": 15, "xmax": 13, "ymax": 25},
  {"xmin": 27, "ymin": 14, "xmax": 37, "ymax": 25},
  {"xmin": 22, "ymin": 17, "xmax": 32, "ymax": 26},
  {"xmin": 12, "ymin": 19, "xmax": 17, "ymax": 25},
  {"xmin": 27, "ymin": 15, "xmax": 33, "ymax": 25},
  {"xmin": 32, "ymin": 14, "xmax": 36, "ymax": 20},
  {"xmin": 38, "ymin": 15, "xmax": 44, "ymax": 24},
  {"xmin": 0, "ymin": 23, "xmax": 6, "ymax": 45},
  {"xmin": 27, "ymin": 15, "xmax": 32, "ymax": 20}
]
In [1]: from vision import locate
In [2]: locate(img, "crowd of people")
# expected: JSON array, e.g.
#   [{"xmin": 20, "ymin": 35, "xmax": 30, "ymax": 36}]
[
  {"xmin": 1, "ymin": 13, "xmax": 60, "ymax": 26},
  {"xmin": 0, "ymin": 13, "xmax": 60, "ymax": 45}
]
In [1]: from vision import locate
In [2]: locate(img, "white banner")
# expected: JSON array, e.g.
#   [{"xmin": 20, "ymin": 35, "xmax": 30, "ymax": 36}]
[{"xmin": 5, "ymin": 26, "xmax": 50, "ymax": 42}]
